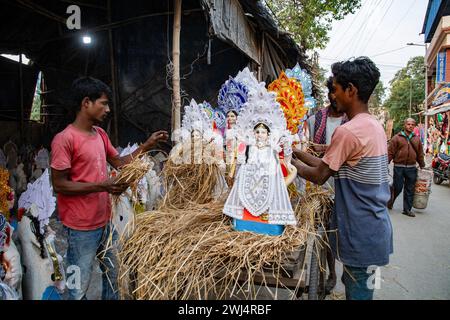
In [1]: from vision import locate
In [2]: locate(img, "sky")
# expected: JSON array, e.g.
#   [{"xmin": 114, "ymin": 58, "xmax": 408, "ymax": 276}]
[{"xmin": 317, "ymin": 0, "xmax": 429, "ymax": 94}]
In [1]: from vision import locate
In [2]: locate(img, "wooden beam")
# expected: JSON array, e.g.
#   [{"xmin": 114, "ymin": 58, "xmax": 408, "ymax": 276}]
[
  {"xmin": 58, "ymin": 0, "xmax": 107, "ymax": 11},
  {"xmin": 13, "ymin": 0, "xmax": 67, "ymax": 24}
]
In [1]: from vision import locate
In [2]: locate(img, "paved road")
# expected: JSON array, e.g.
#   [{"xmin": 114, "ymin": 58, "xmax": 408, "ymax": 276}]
[{"xmin": 331, "ymin": 180, "xmax": 450, "ymax": 300}]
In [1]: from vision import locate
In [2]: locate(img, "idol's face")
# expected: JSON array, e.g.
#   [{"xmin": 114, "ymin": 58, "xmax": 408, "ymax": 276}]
[
  {"xmin": 254, "ymin": 126, "xmax": 269, "ymax": 142},
  {"xmin": 227, "ymin": 111, "xmax": 237, "ymax": 126},
  {"xmin": 191, "ymin": 130, "xmax": 202, "ymax": 141}
]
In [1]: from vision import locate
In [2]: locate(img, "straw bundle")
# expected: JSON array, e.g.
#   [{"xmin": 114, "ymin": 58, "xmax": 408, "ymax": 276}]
[
  {"xmin": 159, "ymin": 160, "xmax": 225, "ymax": 209},
  {"xmin": 114, "ymin": 154, "xmax": 154, "ymax": 201},
  {"xmin": 293, "ymin": 186, "xmax": 333, "ymax": 233},
  {"xmin": 293, "ymin": 186, "xmax": 334, "ymax": 276},
  {"xmin": 118, "ymin": 187, "xmax": 333, "ymax": 300}
]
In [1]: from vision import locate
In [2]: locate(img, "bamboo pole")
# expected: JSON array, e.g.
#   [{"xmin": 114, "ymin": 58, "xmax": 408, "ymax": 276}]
[
  {"xmin": 172, "ymin": 0, "xmax": 182, "ymax": 132},
  {"xmin": 19, "ymin": 53, "xmax": 24, "ymax": 143},
  {"xmin": 108, "ymin": 0, "xmax": 119, "ymax": 146}
]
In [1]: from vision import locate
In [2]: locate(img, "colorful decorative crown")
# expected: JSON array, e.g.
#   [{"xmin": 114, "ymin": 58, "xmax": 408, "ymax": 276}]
[
  {"xmin": 268, "ymin": 71, "xmax": 306, "ymax": 134},
  {"xmin": 181, "ymin": 99, "xmax": 213, "ymax": 134},
  {"xmin": 199, "ymin": 101, "xmax": 226, "ymax": 129},
  {"xmin": 285, "ymin": 63, "xmax": 313, "ymax": 98},
  {"xmin": 236, "ymin": 84, "xmax": 287, "ymax": 134},
  {"xmin": 0, "ymin": 168, "xmax": 12, "ymax": 215},
  {"xmin": 217, "ymin": 77, "xmax": 249, "ymax": 119},
  {"xmin": 234, "ymin": 67, "xmax": 260, "ymax": 93}
]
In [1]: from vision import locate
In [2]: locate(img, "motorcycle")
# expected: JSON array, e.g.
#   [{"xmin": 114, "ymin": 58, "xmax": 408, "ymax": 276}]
[{"xmin": 431, "ymin": 153, "xmax": 450, "ymax": 185}]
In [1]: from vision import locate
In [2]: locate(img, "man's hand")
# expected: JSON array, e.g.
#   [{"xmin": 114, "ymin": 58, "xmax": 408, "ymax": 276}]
[
  {"xmin": 312, "ymin": 144, "xmax": 328, "ymax": 154},
  {"xmin": 100, "ymin": 178, "xmax": 129, "ymax": 195},
  {"xmin": 291, "ymin": 158, "xmax": 302, "ymax": 168},
  {"xmin": 142, "ymin": 130, "xmax": 169, "ymax": 151}
]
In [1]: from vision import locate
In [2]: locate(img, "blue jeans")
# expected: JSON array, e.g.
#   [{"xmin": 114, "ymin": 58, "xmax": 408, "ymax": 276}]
[
  {"xmin": 65, "ymin": 223, "xmax": 119, "ymax": 300},
  {"xmin": 342, "ymin": 265, "xmax": 374, "ymax": 300}
]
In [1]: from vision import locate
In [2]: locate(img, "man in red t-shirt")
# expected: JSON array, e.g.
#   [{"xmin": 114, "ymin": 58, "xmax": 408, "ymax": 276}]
[{"xmin": 51, "ymin": 77, "xmax": 168, "ymax": 300}]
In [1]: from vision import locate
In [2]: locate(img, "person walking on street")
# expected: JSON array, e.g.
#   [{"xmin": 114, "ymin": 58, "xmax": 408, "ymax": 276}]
[
  {"xmin": 50, "ymin": 77, "xmax": 168, "ymax": 300},
  {"xmin": 387, "ymin": 118, "xmax": 425, "ymax": 217},
  {"xmin": 291, "ymin": 57, "xmax": 393, "ymax": 300}
]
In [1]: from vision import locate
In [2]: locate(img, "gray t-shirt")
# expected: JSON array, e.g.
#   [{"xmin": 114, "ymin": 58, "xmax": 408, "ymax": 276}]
[
  {"xmin": 307, "ymin": 114, "xmax": 343, "ymax": 191},
  {"xmin": 307, "ymin": 114, "xmax": 343, "ymax": 144},
  {"xmin": 326, "ymin": 116, "xmax": 343, "ymax": 144}
]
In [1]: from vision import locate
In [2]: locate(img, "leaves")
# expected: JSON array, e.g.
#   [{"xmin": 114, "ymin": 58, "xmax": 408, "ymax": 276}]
[
  {"xmin": 384, "ymin": 56, "xmax": 425, "ymax": 133},
  {"xmin": 369, "ymin": 82, "xmax": 386, "ymax": 110},
  {"xmin": 265, "ymin": 0, "xmax": 362, "ymax": 50}
]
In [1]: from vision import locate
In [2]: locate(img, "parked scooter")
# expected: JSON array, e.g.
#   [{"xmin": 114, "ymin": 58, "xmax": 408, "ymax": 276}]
[{"xmin": 431, "ymin": 153, "xmax": 450, "ymax": 185}]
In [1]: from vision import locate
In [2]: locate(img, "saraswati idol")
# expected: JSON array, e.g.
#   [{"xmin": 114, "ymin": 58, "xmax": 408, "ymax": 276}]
[{"xmin": 223, "ymin": 84, "xmax": 297, "ymax": 236}]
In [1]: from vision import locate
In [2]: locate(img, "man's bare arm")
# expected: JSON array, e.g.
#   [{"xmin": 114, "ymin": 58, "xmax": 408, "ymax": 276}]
[
  {"xmin": 107, "ymin": 144, "xmax": 148, "ymax": 170},
  {"xmin": 107, "ymin": 130, "xmax": 169, "ymax": 169},
  {"xmin": 293, "ymin": 148, "xmax": 323, "ymax": 168},
  {"xmin": 292, "ymin": 158, "xmax": 335, "ymax": 185},
  {"xmin": 51, "ymin": 168, "xmax": 127, "ymax": 195}
]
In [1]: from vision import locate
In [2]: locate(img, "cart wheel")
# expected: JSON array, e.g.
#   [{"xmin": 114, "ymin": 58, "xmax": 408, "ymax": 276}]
[
  {"xmin": 433, "ymin": 173, "xmax": 443, "ymax": 185},
  {"xmin": 308, "ymin": 242, "xmax": 320, "ymax": 300}
]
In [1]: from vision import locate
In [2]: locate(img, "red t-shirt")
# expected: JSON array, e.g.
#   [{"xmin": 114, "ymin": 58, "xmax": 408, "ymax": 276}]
[{"xmin": 50, "ymin": 125, "xmax": 118, "ymax": 230}]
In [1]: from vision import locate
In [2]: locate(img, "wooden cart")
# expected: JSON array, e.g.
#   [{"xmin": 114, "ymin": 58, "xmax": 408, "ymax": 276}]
[{"xmin": 232, "ymin": 226, "xmax": 329, "ymax": 300}]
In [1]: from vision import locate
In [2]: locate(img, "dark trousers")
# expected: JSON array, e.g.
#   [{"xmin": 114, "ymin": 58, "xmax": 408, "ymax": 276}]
[{"xmin": 392, "ymin": 166, "xmax": 417, "ymax": 212}]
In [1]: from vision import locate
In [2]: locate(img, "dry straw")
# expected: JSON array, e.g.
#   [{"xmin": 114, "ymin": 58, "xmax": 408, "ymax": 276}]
[
  {"xmin": 114, "ymin": 153, "xmax": 154, "ymax": 202},
  {"xmin": 118, "ymin": 185, "xmax": 333, "ymax": 300},
  {"xmin": 159, "ymin": 160, "xmax": 225, "ymax": 210},
  {"xmin": 101, "ymin": 153, "xmax": 154, "ymax": 260}
]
